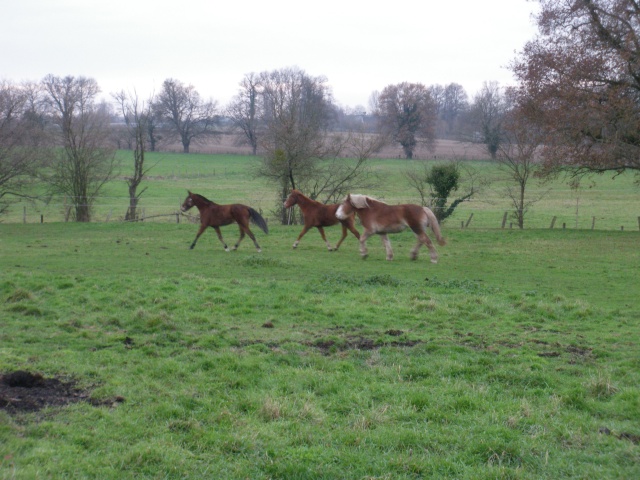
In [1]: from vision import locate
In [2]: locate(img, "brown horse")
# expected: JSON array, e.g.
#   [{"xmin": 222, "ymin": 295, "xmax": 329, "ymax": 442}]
[
  {"xmin": 336, "ymin": 194, "xmax": 446, "ymax": 263},
  {"xmin": 181, "ymin": 191, "xmax": 268, "ymax": 252},
  {"xmin": 284, "ymin": 189, "xmax": 360, "ymax": 251}
]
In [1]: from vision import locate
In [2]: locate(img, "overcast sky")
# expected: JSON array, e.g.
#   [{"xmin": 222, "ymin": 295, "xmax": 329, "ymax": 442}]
[{"xmin": 2, "ymin": 0, "xmax": 539, "ymax": 110}]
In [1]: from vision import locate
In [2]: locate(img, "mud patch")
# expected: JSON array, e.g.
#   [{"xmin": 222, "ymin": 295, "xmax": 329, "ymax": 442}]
[
  {"xmin": 310, "ymin": 337, "xmax": 422, "ymax": 355},
  {"xmin": 0, "ymin": 370, "xmax": 123, "ymax": 415}
]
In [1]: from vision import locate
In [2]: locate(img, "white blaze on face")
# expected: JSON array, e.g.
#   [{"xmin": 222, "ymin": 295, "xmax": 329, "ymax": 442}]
[{"xmin": 335, "ymin": 204, "xmax": 347, "ymax": 220}]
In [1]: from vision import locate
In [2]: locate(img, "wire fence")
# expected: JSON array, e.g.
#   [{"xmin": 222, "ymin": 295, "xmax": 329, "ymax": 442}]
[{"xmin": 7, "ymin": 199, "xmax": 640, "ymax": 232}]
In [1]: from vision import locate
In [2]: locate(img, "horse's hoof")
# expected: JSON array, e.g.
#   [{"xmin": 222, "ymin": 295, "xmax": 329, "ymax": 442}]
[
  {"xmin": 361, "ymin": 254, "xmax": 368, "ymax": 260},
  {"xmin": 257, "ymin": 248, "xmax": 262, "ymax": 253},
  {"xmin": 189, "ymin": 245, "xmax": 195, "ymax": 250},
  {"xmin": 430, "ymin": 259, "xmax": 438, "ymax": 264}
]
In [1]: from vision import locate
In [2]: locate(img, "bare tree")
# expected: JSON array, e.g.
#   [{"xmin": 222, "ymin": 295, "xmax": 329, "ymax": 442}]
[
  {"xmin": 512, "ymin": 0, "xmax": 640, "ymax": 175},
  {"xmin": 256, "ymin": 67, "xmax": 381, "ymax": 223},
  {"xmin": 41, "ymin": 75, "xmax": 118, "ymax": 222},
  {"xmin": 226, "ymin": 73, "xmax": 262, "ymax": 155},
  {"xmin": 375, "ymin": 82, "xmax": 436, "ymax": 159},
  {"xmin": 153, "ymin": 78, "xmax": 219, "ymax": 153},
  {"xmin": 442, "ymin": 83, "xmax": 468, "ymax": 137},
  {"xmin": 0, "ymin": 80, "xmax": 44, "ymax": 215},
  {"xmin": 113, "ymin": 90, "xmax": 156, "ymax": 220},
  {"xmin": 497, "ymin": 105, "xmax": 549, "ymax": 229},
  {"xmin": 299, "ymin": 126, "xmax": 384, "ymax": 205},
  {"xmin": 257, "ymin": 67, "xmax": 336, "ymax": 222},
  {"xmin": 470, "ymin": 81, "xmax": 509, "ymax": 159}
]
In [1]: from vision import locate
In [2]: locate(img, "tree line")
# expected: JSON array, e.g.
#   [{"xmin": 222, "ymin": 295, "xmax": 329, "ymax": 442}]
[{"xmin": 2, "ymin": 0, "xmax": 639, "ymax": 226}]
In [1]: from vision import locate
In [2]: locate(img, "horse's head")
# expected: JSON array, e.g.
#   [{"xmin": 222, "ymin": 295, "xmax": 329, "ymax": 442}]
[
  {"xmin": 181, "ymin": 191, "xmax": 195, "ymax": 212},
  {"xmin": 335, "ymin": 194, "xmax": 355, "ymax": 220},
  {"xmin": 283, "ymin": 189, "xmax": 300, "ymax": 209}
]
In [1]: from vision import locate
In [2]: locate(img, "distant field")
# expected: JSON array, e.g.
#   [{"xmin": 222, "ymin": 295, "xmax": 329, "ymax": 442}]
[{"xmin": 4, "ymin": 148, "xmax": 638, "ymax": 231}]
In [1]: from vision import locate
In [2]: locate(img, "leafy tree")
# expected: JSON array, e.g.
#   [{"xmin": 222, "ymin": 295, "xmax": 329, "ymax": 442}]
[
  {"xmin": 41, "ymin": 75, "xmax": 118, "ymax": 222},
  {"xmin": 512, "ymin": 0, "xmax": 640, "ymax": 175},
  {"xmin": 153, "ymin": 78, "xmax": 219, "ymax": 153},
  {"xmin": 405, "ymin": 162, "xmax": 479, "ymax": 222},
  {"xmin": 374, "ymin": 82, "xmax": 436, "ymax": 159}
]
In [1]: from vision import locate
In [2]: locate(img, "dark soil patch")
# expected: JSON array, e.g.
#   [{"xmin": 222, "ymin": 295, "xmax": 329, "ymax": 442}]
[
  {"xmin": 310, "ymin": 337, "xmax": 422, "ymax": 355},
  {"xmin": 0, "ymin": 370, "xmax": 123, "ymax": 415}
]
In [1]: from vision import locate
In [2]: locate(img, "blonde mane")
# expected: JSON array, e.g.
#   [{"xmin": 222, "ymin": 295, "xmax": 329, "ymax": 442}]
[{"xmin": 349, "ymin": 194, "xmax": 386, "ymax": 209}]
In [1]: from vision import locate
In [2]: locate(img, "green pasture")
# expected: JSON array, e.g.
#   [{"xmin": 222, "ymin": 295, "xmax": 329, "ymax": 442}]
[
  {"xmin": 0, "ymin": 218, "xmax": 639, "ymax": 478},
  {"xmin": 4, "ymin": 151, "xmax": 640, "ymax": 230}
]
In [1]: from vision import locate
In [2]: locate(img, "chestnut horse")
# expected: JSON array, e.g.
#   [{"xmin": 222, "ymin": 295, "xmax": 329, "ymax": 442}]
[
  {"xmin": 284, "ymin": 189, "xmax": 360, "ymax": 251},
  {"xmin": 336, "ymin": 194, "xmax": 445, "ymax": 263},
  {"xmin": 181, "ymin": 191, "xmax": 268, "ymax": 252}
]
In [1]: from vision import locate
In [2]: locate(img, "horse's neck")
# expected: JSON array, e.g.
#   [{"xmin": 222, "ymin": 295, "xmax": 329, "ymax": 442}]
[
  {"xmin": 364, "ymin": 197, "xmax": 385, "ymax": 209},
  {"xmin": 296, "ymin": 194, "xmax": 318, "ymax": 208},
  {"xmin": 193, "ymin": 196, "xmax": 215, "ymax": 209}
]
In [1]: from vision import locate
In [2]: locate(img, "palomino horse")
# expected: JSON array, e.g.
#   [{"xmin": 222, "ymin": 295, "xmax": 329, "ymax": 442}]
[
  {"xmin": 284, "ymin": 189, "xmax": 360, "ymax": 251},
  {"xmin": 336, "ymin": 194, "xmax": 446, "ymax": 263},
  {"xmin": 181, "ymin": 191, "xmax": 268, "ymax": 252}
]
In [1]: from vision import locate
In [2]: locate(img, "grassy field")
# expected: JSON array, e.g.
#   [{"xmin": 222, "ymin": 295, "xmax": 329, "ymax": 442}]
[
  {"xmin": 0, "ymin": 218, "xmax": 639, "ymax": 478},
  {"xmin": 4, "ymin": 151, "xmax": 640, "ymax": 230}
]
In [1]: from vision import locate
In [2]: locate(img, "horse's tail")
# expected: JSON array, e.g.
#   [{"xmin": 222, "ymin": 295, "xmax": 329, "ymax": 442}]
[
  {"xmin": 248, "ymin": 207, "xmax": 269, "ymax": 234},
  {"xmin": 423, "ymin": 207, "xmax": 446, "ymax": 246}
]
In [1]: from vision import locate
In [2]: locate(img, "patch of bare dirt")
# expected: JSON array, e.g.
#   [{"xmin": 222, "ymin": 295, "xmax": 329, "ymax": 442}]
[{"xmin": 0, "ymin": 371, "xmax": 123, "ymax": 415}]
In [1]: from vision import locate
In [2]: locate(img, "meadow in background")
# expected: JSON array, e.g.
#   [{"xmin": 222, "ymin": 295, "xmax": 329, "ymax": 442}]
[{"xmin": 4, "ymin": 151, "xmax": 639, "ymax": 231}]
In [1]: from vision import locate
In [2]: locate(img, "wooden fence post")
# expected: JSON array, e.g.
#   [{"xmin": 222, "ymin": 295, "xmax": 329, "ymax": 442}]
[
  {"xmin": 549, "ymin": 216, "xmax": 557, "ymax": 229},
  {"xmin": 562, "ymin": 223, "xmax": 566, "ymax": 229},
  {"xmin": 637, "ymin": 216, "xmax": 640, "ymax": 231},
  {"xmin": 40, "ymin": 215, "xmax": 43, "ymax": 224},
  {"xmin": 465, "ymin": 213, "xmax": 474, "ymax": 228},
  {"xmin": 592, "ymin": 217, "xmax": 596, "ymax": 230},
  {"xmin": 501, "ymin": 212, "xmax": 508, "ymax": 229},
  {"xmin": 23, "ymin": 206, "xmax": 26, "ymax": 224}
]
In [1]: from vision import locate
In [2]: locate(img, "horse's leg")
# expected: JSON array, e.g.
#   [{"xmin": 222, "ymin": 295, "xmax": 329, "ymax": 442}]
[
  {"xmin": 240, "ymin": 225, "xmax": 262, "ymax": 252},
  {"xmin": 293, "ymin": 225, "xmax": 311, "ymax": 249},
  {"xmin": 359, "ymin": 231, "xmax": 372, "ymax": 259},
  {"xmin": 380, "ymin": 234, "xmax": 394, "ymax": 261},
  {"xmin": 317, "ymin": 226, "xmax": 334, "ymax": 251},
  {"xmin": 213, "ymin": 226, "xmax": 230, "ymax": 252},
  {"xmin": 190, "ymin": 224, "xmax": 207, "ymax": 249},
  {"xmin": 333, "ymin": 224, "xmax": 348, "ymax": 251},
  {"xmin": 411, "ymin": 231, "xmax": 438, "ymax": 263},
  {"xmin": 232, "ymin": 226, "xmax": 246, "ymax": 251}
]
